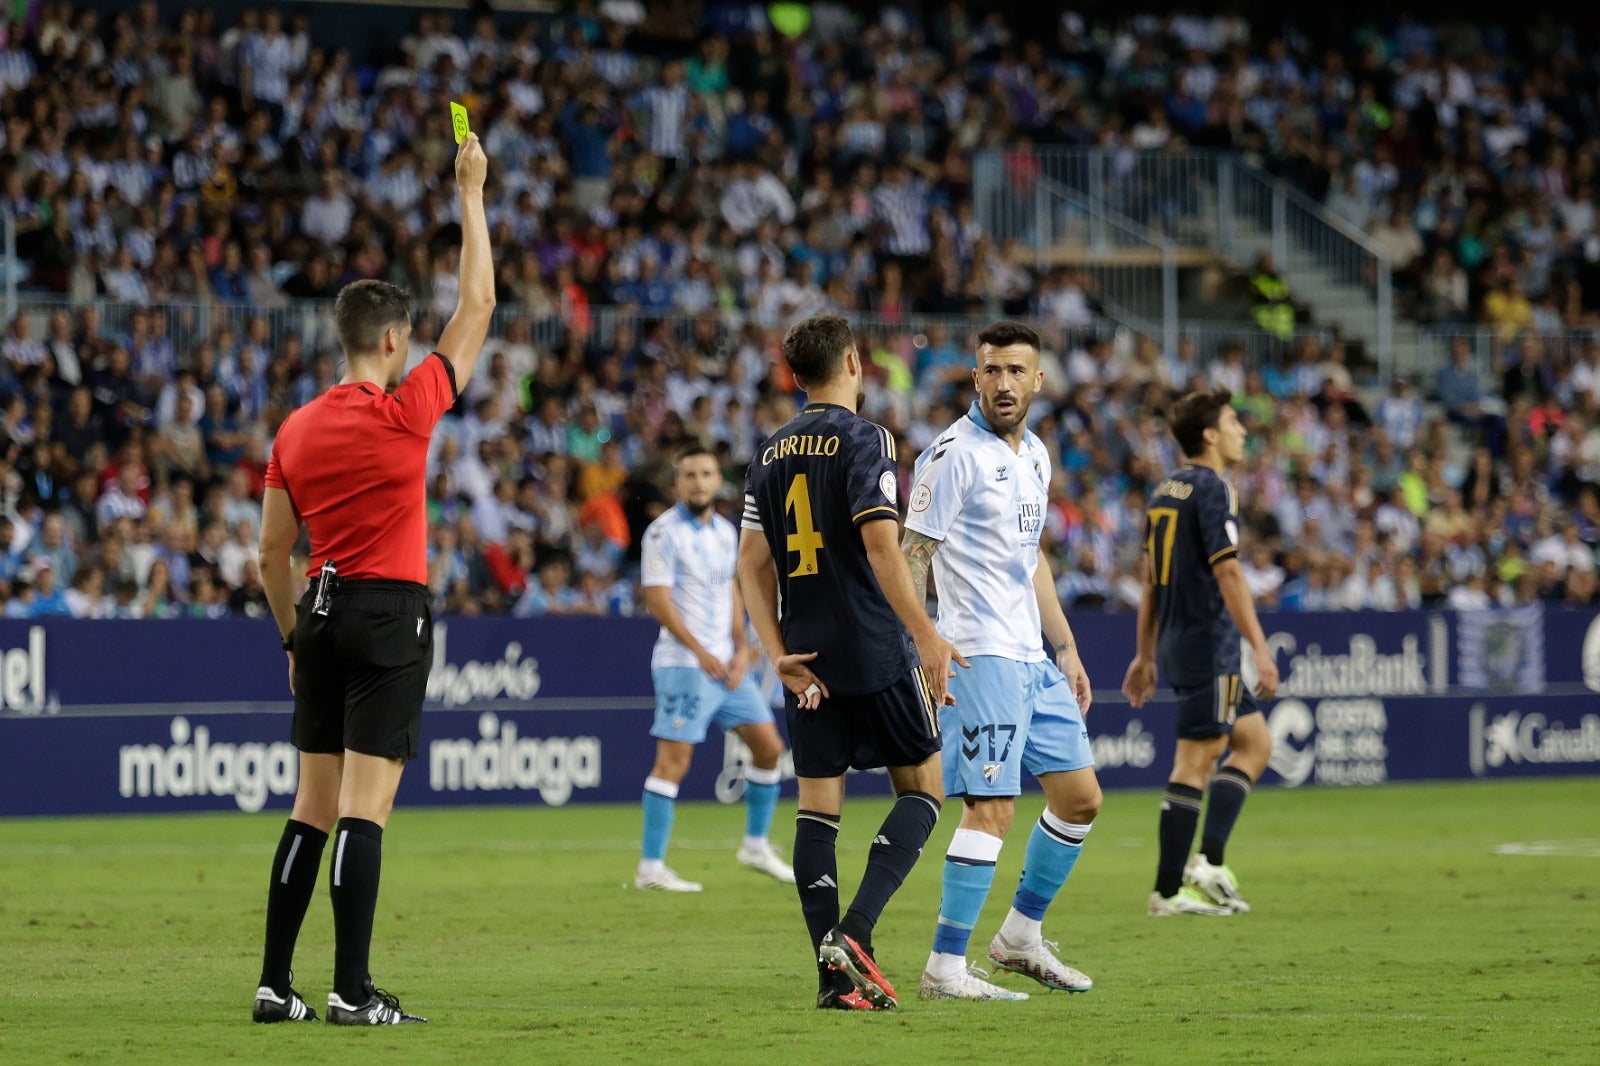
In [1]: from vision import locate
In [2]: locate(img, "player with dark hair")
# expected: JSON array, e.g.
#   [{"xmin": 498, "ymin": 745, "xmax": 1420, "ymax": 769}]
[
  {"xmin": 1122, "ymin": 387, "xmax": 1280, "ymax": 916},
  {"xmin": 737, "ymin": 312, "xmax": 963, "ymax": 1011},
  {"xmin": 634, "ymin": 445, "xmax": 794, "ymax": 892},
  {"xmin": 904, "ymin": 320, "xmax": 1101, "ymax": 1001},
  {"xmin": 251, "ymin": 134, "xmax": 494, "ymax": 1025}
]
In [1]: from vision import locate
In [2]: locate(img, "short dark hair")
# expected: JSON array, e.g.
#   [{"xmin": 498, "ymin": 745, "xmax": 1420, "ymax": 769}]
[
  {"xmin": 783, "ymin": 314, "xmax": 854, "ymax": 388},
  {"xmin": 976, "ymin": 320, "xmax": 1041, "ymax": 352},
  {"xmin": 675, "ymin": 441, "xmax": 720, "ymax": 470},
  {"xmin": 1168, "ymin": 387, "xmax": 1234, "ymax": 458},
  {"xmin": 334, "ymin": 279, "xmax": 412, "ymax": 356}
]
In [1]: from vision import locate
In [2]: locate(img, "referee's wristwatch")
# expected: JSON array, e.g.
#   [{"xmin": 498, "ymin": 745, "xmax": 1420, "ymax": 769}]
[{"xmin": 280, "ymin": 632, "xmax": 294, "ymax": 653}]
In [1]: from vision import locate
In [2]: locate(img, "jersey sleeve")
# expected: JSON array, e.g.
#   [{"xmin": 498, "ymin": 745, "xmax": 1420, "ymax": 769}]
[
  {"xmin": 264, "ymin": 413, "xmax": 292, "ymax": 490},
  {"xmin": 391, "ymin": 352, "xmax": 459, "ymax": 437},
  {"xmin": 1199, "ymin": 477, "xmax": 1240, "ymax": 567},
  {"xmin": 741, "ymin": 464, "xmax": 764, "ymax": 532},
  {"xmin": 902, "ymin": 436, "xmax": 972, "ymax": 542},
  {"xmin": 845, "ymin": 420, "xmax": 900, "ymax": 527},
  {"xmin": 639, "ymin": 521, "xmax": 677, "ymax": 588}
]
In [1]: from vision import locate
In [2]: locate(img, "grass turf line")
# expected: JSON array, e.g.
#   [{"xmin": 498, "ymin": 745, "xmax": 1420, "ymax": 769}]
[{"xmin": 0, "ymin": 778, "xmax": 1596, "ymax": 1064}]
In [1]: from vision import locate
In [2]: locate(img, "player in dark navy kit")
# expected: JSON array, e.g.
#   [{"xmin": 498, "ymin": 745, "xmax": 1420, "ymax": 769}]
[
  {"xmin": 737, "ymin": 313, "xmax": 964, "ymax": 1011},
  {"xmin": 1123, "ymin": 388, "xmax": 1279, "ymax": 916}
]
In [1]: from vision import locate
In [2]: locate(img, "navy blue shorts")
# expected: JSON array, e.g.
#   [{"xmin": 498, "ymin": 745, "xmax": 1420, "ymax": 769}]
[
  {"xmin": 786, "ymin": 666, "xmax": 942, "ymax": 778},
  {"xmin": 1173, "ymin": 674, "xmax": 1260, "ymax": 741}
]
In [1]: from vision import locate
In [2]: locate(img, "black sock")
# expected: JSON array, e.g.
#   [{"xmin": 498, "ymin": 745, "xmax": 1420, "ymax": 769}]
[
  {"xmin": 841, "ymin": 791, "xmax": 941, "ymax": 943},
  {"xmin": 259, "ymin": 819, "xmax": 328, "ymax": 993},
  {"xmin": 1155, "ymin": 782, "xmax": 1203, "ymax": 897},
  {"xmin": 329, "ymin": 818, "xmax": 384, "ymax": 1003},
  {"xmin": 794, "ymin": 809, "xmax": 841, "ymax": 986},
  {"xmin": 1201, "ymin": 766, "xmax": 1254, "ymax": 865}
]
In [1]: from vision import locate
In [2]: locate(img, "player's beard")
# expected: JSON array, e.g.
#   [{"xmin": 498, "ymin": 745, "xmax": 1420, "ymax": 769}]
[
  {"xmin": 686, "ymin": 497, "xmax": 716, "ymax": 518},
  {"xmin": 982, "ymin": 393, "xmax": 1029, "ymax": 435}
]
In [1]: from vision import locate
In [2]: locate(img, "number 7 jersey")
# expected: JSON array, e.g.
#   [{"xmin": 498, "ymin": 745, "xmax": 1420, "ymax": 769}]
[
  {"xmin": 1146, "ymin": 464, "xmax": 1243, "ymax": 688},
  {"xmin": 741, "ymin": 402, "xmax": 915, "ymax": 695}
]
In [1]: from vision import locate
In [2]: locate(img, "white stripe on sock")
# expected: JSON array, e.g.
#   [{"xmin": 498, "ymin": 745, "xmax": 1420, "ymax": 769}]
[
  {"xmin": 332, "ymin": 830, "xmax": 348, "ymax": 888},
  {"xmin": 279, "ymin": 834, "xmax": 302, "ymax": 885},
  {"xmin": 644, "ymin": 776, "xmax": 680, "ymax": 799},
  {"xmin": 744, "ymin": 765, "xmax": 781, "ymax": 786},
  {"xmin": 1041, "ymin": 809, "xmax": 1093, "ymax": 846},
  {"xmin": 947, "ymin": 828, "xmax": 1003, "ymax": 864}
]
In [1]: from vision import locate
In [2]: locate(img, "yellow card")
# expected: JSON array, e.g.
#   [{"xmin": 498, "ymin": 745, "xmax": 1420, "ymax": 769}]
[{"xmin": 450, "ymin": 102, "xmax": 470, "ymax": 144}]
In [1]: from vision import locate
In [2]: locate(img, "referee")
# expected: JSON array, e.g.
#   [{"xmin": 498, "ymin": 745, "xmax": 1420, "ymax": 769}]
[{"xmin": 250, "ymin": 134, "xmax": 494, "ymax": 1027}]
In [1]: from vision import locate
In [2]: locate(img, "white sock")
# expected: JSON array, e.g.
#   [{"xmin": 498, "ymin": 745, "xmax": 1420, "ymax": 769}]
[
  {"xmin": 638, "ymin": 858, "xmax": 664, "ymax": 876},
  {"xmin": 926, "ymin": 950, "xmax": 967, "ymax": 981},
  {"xmin": 741, "ymin": 834, "xmax": 767, "ymax": 853},
  {"xmin": 997, "ymin": 907, "xmax": 1042, "ymax": 948}
]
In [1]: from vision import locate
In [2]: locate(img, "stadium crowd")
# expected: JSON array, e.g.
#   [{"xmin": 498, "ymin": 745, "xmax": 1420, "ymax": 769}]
[{"xmin": 0, "ymin": 2, "xmax": 1597, "ymax": 620}]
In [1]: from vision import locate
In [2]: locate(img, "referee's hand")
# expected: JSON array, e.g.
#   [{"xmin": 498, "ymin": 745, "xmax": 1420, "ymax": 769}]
[
  {"xmin": 285, "ymin": 651, "xmax": 295, "ymax": 696},
  {"xmin": 456, "ymin": 133, "xmax": 487, "ymax": 192}
]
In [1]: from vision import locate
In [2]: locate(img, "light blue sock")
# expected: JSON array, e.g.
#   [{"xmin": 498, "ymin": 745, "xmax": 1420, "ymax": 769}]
[
  {"xmin": 743, "ymin": 765, "xmax": 781, "ymax": 842},
  {"xmin": 641, "ymin": 776, "xmax": 678, "ymax": 863},
  {"xmin": 930, "ymin": 829, "xmax": 1003, "ymax": 957},
  {"xmin": 1012, "ymin": 812, "xmax": 1092, "ymax": 922}
]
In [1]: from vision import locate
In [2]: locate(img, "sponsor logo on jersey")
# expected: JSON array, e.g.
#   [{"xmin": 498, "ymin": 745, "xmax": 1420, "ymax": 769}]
[{"xmin": 995, "ymin": 465, "xmax": 1008, "ymax": 481}]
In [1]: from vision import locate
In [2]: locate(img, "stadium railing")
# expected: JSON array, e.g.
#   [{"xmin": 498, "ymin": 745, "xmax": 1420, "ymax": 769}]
[{"xmin": 978, "ymin": 147, "xmax": 1397, "ymax": 376}]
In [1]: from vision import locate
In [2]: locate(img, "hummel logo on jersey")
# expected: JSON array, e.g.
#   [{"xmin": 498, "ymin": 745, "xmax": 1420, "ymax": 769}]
[
  {"xmin": 873, "ymin": 835, "xmax": 891, "ymax": 846},
  {"xmin": 807, "ymin": 874, "xmax": 838, "ymax": 890},
  {"xmin": 995, "ymin": 465, "xmax": 1008, "ymax": 481}
]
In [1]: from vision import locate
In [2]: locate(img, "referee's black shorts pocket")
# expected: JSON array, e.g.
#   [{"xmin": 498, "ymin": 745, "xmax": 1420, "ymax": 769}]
[{"xmin": 343, "ymin": 606, "xmax": 431, "ymax": 669}]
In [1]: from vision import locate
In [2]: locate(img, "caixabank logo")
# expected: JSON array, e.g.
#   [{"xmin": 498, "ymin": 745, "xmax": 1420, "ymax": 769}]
[{"xmin": 1468, "ymin": 705, "xmax": 1600, "ymax": 777}]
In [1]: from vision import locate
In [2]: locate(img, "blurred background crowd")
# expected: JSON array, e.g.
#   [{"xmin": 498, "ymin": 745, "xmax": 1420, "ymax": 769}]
[{"xmin": 0, "ymin": 0, "xmax": 1597, "ymax": 620}]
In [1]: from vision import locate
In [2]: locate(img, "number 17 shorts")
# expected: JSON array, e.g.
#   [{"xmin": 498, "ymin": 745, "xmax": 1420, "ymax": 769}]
[{"xmin": 941, "ymin": 655, "xmax": 1095, "ymax": 798}]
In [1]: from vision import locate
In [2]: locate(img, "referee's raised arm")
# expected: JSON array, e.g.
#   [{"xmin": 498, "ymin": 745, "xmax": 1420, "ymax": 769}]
[{"xmin": 435, "ymin": 134, "xmax": 495, "ymax": 383}]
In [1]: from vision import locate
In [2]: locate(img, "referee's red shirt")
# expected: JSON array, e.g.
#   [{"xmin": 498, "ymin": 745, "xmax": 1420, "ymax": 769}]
[{"xmin": 265, "ymin": 352, "xmax": 457, "ymax": 584}]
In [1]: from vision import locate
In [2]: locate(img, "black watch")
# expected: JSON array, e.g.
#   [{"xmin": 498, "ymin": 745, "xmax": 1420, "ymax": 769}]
[{"xmin": 281, "ymin": 633, "xmax": 294, "ymax": 652}]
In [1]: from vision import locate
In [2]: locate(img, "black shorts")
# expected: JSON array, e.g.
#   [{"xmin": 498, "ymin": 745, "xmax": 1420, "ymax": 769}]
[
  {"xmin": 786, "ymin": 666, "xmax": 942, "ymax": 778},
  {"xmin": 1173, "ymin": 674, "xmax": 1260, "ymax": 741},
  {"xmin": 291, "ymin": 581, "xmax": 432, "ymax": 760}
]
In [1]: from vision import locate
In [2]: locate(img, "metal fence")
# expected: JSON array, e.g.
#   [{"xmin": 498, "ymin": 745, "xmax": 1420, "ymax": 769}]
[{"xmin": 976, "ymin": 147, "xmax": 1396, "ymax": 374}]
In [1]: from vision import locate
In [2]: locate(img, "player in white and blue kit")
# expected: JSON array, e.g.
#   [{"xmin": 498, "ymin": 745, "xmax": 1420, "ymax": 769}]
[
  {"xmin": 902, "ymin": 321, "xmax": 1103, "ymax": 1000},
  {"xmin": 636, "ymin": 447, "xmax": 794, "ymax": 892}
]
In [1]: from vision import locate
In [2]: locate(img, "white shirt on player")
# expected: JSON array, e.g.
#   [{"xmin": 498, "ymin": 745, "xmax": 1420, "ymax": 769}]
[
  {"xmin": 905, "ymin": 403, "xmax": 1050, "ymax": 663},
  {"xmin": 640, "ymin": 503, "xmax": 738, "ymax": 670}
]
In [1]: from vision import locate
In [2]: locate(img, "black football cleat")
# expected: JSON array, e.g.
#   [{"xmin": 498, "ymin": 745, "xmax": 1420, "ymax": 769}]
[
  {"xmin": 325, "ymin": 980, "xmax": 427, "ymax": 1025},
  {"xmin": 253, "ymin": 978, "xmax": 318, "ymax": 1023},
  {"xmin": 819, "ymin": 927, "xmax": 897, "ymax": 1009}
]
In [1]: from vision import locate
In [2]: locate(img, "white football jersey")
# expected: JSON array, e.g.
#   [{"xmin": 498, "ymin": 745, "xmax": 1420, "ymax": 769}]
[
  {"xmin": 904, "ymin": 405, "xmax": 1050, "ymax": 663},
  {"xmin": 640, "ymin": 505, "xmax": 738, "ymax": 670}
]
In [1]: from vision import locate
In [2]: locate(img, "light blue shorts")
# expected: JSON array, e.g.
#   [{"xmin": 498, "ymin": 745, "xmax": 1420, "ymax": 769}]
[
  {"xmin": 941, "ymin": 656, "xmax": 1095, "ymax": 798},
  {"xmin": 651, "ymin": 667, "xmax": 774, "ymax": 744}
]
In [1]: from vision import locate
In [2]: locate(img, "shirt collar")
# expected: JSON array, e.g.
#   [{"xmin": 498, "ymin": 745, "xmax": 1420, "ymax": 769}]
[
  {"xmin": 676, "ymin": 502, "xmax": 713, "ymax": 529},
  {"xmin": 966, "ymin": 400, "xmax": 994, "ymax": 434}
]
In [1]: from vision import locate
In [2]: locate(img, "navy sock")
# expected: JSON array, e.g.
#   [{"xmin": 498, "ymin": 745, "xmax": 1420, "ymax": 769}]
[
  {"xmin": 329, "ymin": 818, "xmax": 384, "ymax": 1003},
  {"xmin": 842, "ymin": 791, "xmax": 941, "ymax": 941},
  {"xmin": 1201, "ymin": 767, "xmax": 1254, "ymax": 866},
  {"xmin": 260, "ymin": 819, "xmax": 327, "ymax": 993},
  {"xmin": 1155, "ymin": 783, "xmax": 1203, "ymax": 898},
  {"xmin": 794, "ymin": 809, "xmax": 841, "ymax": 982}
]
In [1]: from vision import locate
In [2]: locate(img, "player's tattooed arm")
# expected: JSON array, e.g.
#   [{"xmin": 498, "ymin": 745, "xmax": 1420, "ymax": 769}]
[{"xmin": 901, "ymin": 529, "xmax": 939, "ymax": 605}]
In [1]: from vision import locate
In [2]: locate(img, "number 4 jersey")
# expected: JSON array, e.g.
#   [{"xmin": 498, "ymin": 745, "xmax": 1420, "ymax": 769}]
[
  {"xmin": 742, "ymin": 402, "xmax": 915, "ymax": 695},
  {"xmin": 1146, "ymin": 465, "xmax": 1242, "ymax": 688}
]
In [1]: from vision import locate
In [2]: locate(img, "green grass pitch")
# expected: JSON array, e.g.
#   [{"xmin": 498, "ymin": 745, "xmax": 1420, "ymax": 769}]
[{"xmin": 1, "ymin": 779, "xmax": 1596, "ymax": 1064}]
